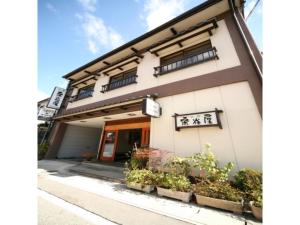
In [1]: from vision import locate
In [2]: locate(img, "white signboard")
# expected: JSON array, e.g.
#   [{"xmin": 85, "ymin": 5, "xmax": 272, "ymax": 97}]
[
  {"xmin": 47, "ymin": 87, "xmax": 66, "ymax": 109},
  {"xmin": 142, "ymin": 98, "xmax": 161, "ymax": 118},
  {"xmin": 174, "ymin": 109, "xmax": 223, "ymax": 131},
  {"xmin": 38, "ymin": 107, "xmax": 55, "ymax": 121}
]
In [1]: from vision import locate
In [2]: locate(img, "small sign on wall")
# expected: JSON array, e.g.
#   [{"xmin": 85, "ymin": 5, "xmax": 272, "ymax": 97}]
[
  {"xmin": 142, "ymin": 98, "xmax": 162, "ymax": 118},
  {"xmin": 173, "ymin": 108, "xmax": 223, "ymax": 131}
]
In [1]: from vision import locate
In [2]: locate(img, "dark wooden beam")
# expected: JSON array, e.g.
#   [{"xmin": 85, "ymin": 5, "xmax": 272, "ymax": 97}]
[
  {"xmin": 84, "ymin": 70, "xmax": 100, "ymax": 76},
  {"xmin": 101, "ymin": 109, "xmax": 109, "ymax": 113},
  {"xmin": 71, "ymin": 74, "xmax": 97, "ymax": 87},
  {"xmin": 151, "ymin": 26, "xmax": 215, "ymax": 55},
  {"xmin": 103, "ymin": 61, "xmax": 110, "ymax": 65},
  {"xmin": 149, "ymin": 18, "xmax": 218, "ymax": 51},
  {"xmin": 120, "ymin": 106, "xmax": 128, "ymax": 110},
  {"xmin": 134, "ymin": 59, "xmax": 140, "ymax": 64},
  {"xmin": 103, "ymin": 72, "xmax": 109, "ymax": 76},
  {"xmin": 131, "ymin": 47, "xmax": 138, "ymax": 53},
  {"xmin": 118, "ymin": 67, "xmax": 124, "ymax": 71},
  {"xmin": 103, "ymin": 58, "xmax": 138, "ymax": 74},
  {"xmin": 170, "ymin": 27, "xmax": 178, "ymax": 35}
]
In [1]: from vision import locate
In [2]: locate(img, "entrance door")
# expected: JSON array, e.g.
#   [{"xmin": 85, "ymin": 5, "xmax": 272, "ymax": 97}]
[
  {"xmin": 100, "ymin": 130, "xmax": 118, "ymax": 161},
  {"xmin": 115, "ymin": 129, "xmax": 142, "ymax": 161}
]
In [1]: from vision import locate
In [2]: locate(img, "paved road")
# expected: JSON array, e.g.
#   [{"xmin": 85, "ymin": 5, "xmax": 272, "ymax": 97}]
[{"xmin": 38, "ymin": 189, "xmax": 118, "ymax": 225}]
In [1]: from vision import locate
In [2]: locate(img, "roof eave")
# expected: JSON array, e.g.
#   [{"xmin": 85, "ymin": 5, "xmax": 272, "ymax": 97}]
[{"xmin": 63, "ymin": 0, "xmax": 222, "ymax": 79}]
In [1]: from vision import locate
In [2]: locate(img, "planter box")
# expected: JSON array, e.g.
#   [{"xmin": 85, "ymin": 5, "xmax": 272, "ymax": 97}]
[
  {"xmin": 156, "ymin": 187, "xmax": 192, "ymax": 202},
  {"xmin": 250, "ymin": 201, "xmax": 262, "ymax": 221},
  {"xmin": 126, "ymin": 183, "xmax": 155, "ymax": 193},
  {"xmin": 195, "ymin": 194, "xmax": 243, "ymax": 214}
]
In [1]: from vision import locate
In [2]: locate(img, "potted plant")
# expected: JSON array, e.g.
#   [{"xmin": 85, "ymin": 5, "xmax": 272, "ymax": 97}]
[
  {"xmin": 194, "ymin": 180, "xmax": 244, "ymax": 214},
  {"xmin": 188, "ymin": 143, "xmax": 234, "ymax": 182},
  {"xmin": 81, "ymin": 151, "xmax": 96, "ymax": 161},
  {"xmin": 249, "ymin": 190, "xmax": 262, "ymax": 221},
  {"xmin": 125, "ymin": 169, "xmax": 156, "ymax": 193},
  {"xmin": 155, "ymin": 172, "xmax": 192, "ymax": 202},
  {"xmin": 234, "ymin": 168, "xmax": 262, "ymax": 220}
]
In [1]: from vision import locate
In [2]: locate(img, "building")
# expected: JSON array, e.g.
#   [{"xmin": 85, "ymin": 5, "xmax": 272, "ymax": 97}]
[{"xmin": 45, "ymin": 0, "xmax": 262, "ymax": 171}]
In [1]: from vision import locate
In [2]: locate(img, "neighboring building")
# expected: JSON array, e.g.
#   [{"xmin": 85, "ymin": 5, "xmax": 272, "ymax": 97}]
[
  {"xmin": 45, "ymin": 0, "xmax": 262, "ymax": 170},
  {"xmin": 38, "ymin": 98, "xmax": 56, "ymax": 121},
  {"xmin": 38, "ymin": 98, "xmax": 56, "ymax": 144}
]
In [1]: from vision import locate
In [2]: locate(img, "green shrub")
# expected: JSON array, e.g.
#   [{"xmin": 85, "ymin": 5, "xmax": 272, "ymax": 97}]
[
  {"xmin": 252, "ymin": 189, "xmax": 262, "ymax": 208},
  {"xmin": 189, "ymin": 144, "xmax": 234, "ymax": 182},
  {"xmin": 234, "ymin": 168, "xmax": 262, "ymax": 206},
  {"xmin": 234, "ymin": 168, "xmax": 262, "ymax": 192},
  {"xmin": 163, "ymin": 156, "xmax": 191, "ymax": 176},
  {"xmin": 194, "ymin": 180, "xmax": 243, "ymax": 202},
  {"xmin": 155, "ymin": 172, "xmax": 192, "ymax": 192},
  {"xmin": 125, "ymin": 169, "xmax": 157, "ymax": 186},
  {"xmin": 38, "ymin": 143, "xmax": 48, "ymax": 160}
]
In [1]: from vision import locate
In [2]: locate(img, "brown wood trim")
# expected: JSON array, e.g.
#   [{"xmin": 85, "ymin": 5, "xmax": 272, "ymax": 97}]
[
  {"xmin": 235, "ymin": 10, "xmax": 262, "ymax": 73},
  {"xmin": 44, "ymin": 122, "xmax": 67, "ymax": 159},
  {"xmin": 223, "ymin": 12, "xmax": 262, "ymax": 116},
  {"xmin": 58, "ymin": 103, "xmax": 142, "ymax": 122},
  {"xmin": 96, "ymin": 124, "xmax": 105, "ymax": 160},
  {"xmin": 100, "ymin": 130, "xmax": 119, "ymax": 161},
  {"xmin": 105, "ymin": 117, "xmax": 150, "ymax": 126},
  {"xmin": 104, "ymin": 122, "xmax": 150, "ymax": 131}
]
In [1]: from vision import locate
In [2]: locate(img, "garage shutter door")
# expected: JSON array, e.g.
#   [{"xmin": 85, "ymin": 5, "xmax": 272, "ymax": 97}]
[{"xmin": 57, "ymin": 125, "xmax": 101, "ymax": 158}]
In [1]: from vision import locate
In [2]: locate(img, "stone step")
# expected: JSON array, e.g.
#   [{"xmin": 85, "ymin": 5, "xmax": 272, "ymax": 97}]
[{"xmin": 69, "ymin": 163, "xmax": 125, "ymax": 183}]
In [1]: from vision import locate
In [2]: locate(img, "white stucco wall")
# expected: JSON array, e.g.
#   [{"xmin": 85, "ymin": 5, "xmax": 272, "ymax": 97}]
[
  {"xmin": 150, "ymin": 81, "xmax": 262, "ymax": 171},
  {"xmin": 67, "ymin": 19, "xmax": 240, "ymax": 109}
]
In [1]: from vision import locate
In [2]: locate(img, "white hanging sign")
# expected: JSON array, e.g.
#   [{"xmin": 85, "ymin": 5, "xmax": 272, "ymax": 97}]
[
  {"xmin": 142, "ymin": 98, "xmax": 161, "ymax": 118},
  {"xmin": 38, "ymin": 106, "xmax": 56, "ymax": 121},
  {"xmin": 47, "ymin": 87, "xmax": 66, "ymax": 109}
]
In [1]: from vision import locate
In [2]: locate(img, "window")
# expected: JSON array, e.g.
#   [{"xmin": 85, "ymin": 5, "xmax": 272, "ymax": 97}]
[
  {"xmin": 101, "ymin": 68, "xmax": 137, "ymax": 93},
  {"xmin": 77, "ymin": 84, "xmax": 95, "ymax": 100},
  {"xmin": 154, "ymin": 40, "xmax": 217, "ymax": 76},
  {"xmin": 161, "ymin": 41, "xmax": 212, "ymax": 65}
]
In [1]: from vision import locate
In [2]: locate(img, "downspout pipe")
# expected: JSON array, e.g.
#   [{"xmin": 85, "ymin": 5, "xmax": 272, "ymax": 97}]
[{"xmin": 228, "ymin": 0, "xmax": 262, "ymax": 80}]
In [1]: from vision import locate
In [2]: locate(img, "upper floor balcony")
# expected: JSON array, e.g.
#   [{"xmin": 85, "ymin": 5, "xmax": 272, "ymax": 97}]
[
  {"xmin": 101, "ymin": 73, "xmax": 138, "ymax": 93},
  {"xmin": 153, "ymin": 47, "xmax": 218, "ymax": 77}
]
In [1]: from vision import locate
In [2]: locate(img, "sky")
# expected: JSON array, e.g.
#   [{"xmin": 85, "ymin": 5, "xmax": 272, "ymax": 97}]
[{"xmin": 38, "ymin": 0, "xmax": 262, "ymax": 100}]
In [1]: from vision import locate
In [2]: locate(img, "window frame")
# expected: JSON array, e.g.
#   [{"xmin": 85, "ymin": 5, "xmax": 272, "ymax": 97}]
[
  {"xmin": 160, "ymin": 40, "xmax": 212, "ymax": 66},
  {"xmin": 76, "ymin": 83, "xmax": 95, "ymax": 100},
  {"xmin": 109, "ymin": 68, "xmax": 137, "ymax": 84}
]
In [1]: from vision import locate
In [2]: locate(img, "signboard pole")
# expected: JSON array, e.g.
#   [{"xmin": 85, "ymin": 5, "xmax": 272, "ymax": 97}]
[{"xmin": 40, "ymin": 109, "xmax": 57, "ymax": 145}]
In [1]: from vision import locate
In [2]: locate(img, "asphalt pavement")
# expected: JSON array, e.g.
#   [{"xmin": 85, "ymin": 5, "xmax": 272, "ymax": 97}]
[{"xmin": 38, "ymin": 189, "xmax": 118, "ymax": 225}]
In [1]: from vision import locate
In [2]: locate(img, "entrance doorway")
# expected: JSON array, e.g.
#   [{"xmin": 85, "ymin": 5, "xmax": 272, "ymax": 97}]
[
  {"xmin": 115, "ymin": 129, "xmax": 142, "ymax": 161},
  {"xmin": 99, "ymin": 117, "xmax": 150, "ymax": 161}
]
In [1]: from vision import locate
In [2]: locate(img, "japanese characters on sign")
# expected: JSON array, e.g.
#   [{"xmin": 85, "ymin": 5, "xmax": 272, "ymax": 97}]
[
  {"xmin": 38, "ymin": 106, "xmax": 56, "ymax": 121},
  {"xmin": 142, "ymin": 98, "xmax": 161, "ymax": 118},
  {"xmin": 47, "ymin": 87, "xmax": 66, "ymax": 109},
  {"xmin": 173, "ymin": 108, "xmax": 223, "ymax": 131}
]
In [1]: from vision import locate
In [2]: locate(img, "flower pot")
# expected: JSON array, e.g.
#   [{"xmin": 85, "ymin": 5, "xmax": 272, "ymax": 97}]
[
  {"xmin": 195, "ymin": 194, "xmax": 243, "ymax": 214},
  {"xmin": 249, "ymin": 201, "xmax": 262, "ymax": 221},
  {"xmin": 126, "ymin": 182, "xmax": 155, "ymax": 193},
  {"xmin": 156, "ymin": 187, "xmax": 192, "ymax": 202}
]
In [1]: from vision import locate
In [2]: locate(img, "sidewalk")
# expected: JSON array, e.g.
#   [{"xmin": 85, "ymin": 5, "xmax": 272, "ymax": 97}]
[{"xmin": 38, "ymin": 160, "xmax": 262, "ymax": 225}]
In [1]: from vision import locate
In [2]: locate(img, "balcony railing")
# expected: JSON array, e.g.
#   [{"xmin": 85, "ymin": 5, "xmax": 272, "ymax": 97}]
[
  {"xmin": 69, "ymin": 90, "xmax": 94, "ymax": 102},
  {"xmin": 153, "ymin": 47, "xmax": 219, "ymax": 77},
  {"xmin": 101, "ymin": 74, "xmax": 138, "ymax": 93}
]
